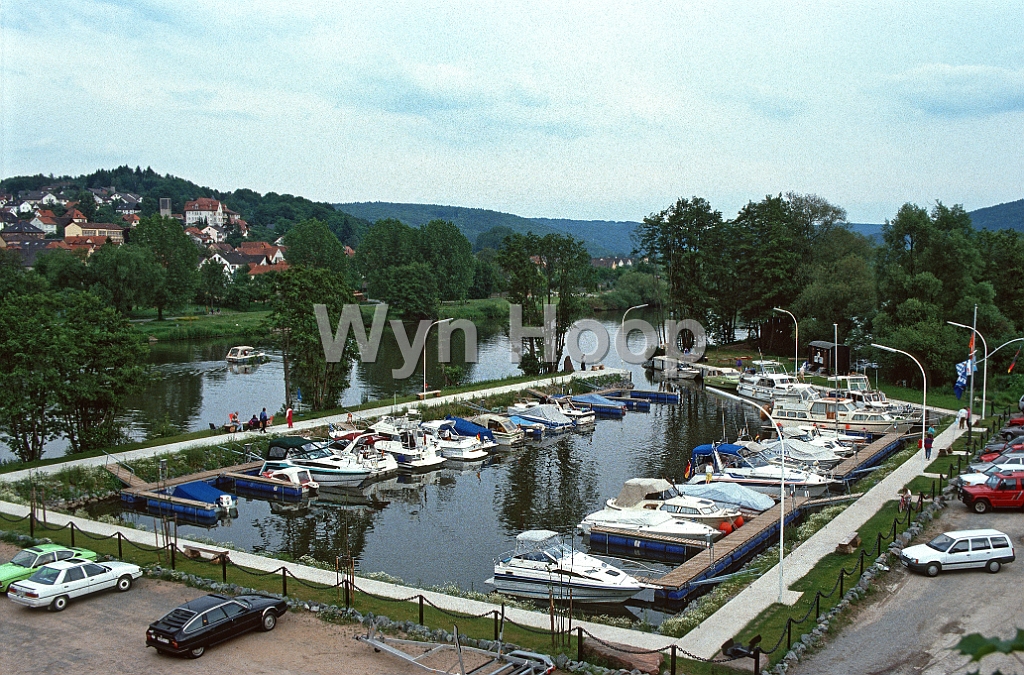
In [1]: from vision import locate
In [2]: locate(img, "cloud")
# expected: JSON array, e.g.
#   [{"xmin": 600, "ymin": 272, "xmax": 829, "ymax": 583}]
[{"xmin": 885, "ymin": 64, "xmax": 1024, "ymax": 118}]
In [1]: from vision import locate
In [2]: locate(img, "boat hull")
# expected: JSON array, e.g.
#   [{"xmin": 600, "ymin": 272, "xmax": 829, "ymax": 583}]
[{"xmin": 487, "ymin": 574, "xmax": 642, "ymax": 603}]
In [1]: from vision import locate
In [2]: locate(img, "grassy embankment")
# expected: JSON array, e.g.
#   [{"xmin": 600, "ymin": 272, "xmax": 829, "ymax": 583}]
[{"xmin": 131, "ymin": 308, "xmax": 272, "ymax": 342}]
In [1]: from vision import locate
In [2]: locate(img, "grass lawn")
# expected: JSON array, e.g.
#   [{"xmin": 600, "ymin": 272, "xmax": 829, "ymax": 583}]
[{"xmin": 134, "ymin": 309, "xmax": 271, "ymax": 341}]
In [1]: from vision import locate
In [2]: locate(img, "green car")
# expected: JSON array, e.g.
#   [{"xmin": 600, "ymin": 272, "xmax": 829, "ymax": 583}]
[{"xmin": 0, "ymin": 544, "xmax": 98, "ymax": 592}]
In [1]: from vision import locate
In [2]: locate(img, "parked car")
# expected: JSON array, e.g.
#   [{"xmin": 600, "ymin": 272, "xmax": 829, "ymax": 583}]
[
  {"xmin": 954, "ymin": 465, "xmax": 1012, "ymax": 488},
  {"xmin": 900, "ymin": 528, "xmax": 1015, "ymax": 576},
  {"xmin": 961, "ymin": 472, "xmax": 1024, "ymax": 513},
  {"xmin": 0, "ymin": 544, "xmax": 97, "ymax": 592},
  {"xmin": 971, "ymin": 452, "xmax": 1024, "ymax": 472},
  {"xmin": 146, "ymin": 593, "xmax": 287, "ymax": 658},
  {"xmin": 7, "ymin": 559, "xmax": 142, "ymax": 610}
]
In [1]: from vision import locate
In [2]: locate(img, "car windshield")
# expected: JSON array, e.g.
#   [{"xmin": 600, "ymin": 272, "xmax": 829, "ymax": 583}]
[
  {"xmin": 986, "ymin": 476, "xmax": 1001, "ymax": 489},
  {"xmin": 9, "ymin": 551, "xmax": 35, "ymax": 567},
  {"xmin": 28, "ymin": 567, "xmax": 62, "ymax": 585},
  {"xmin": 926, "ymin": 534, "xmax": 954, "ymax": 552}
]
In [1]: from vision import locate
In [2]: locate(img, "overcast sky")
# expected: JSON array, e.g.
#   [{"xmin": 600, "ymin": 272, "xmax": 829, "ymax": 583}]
[{"xmin": 2, "ymin": 1, "xmax": 1022, "ymax": 223}]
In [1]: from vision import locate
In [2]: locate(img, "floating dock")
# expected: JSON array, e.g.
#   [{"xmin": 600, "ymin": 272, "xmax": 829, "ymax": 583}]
[{"xmin": 115, "ymin": 461, "xmax": 264, "ymax": 521}]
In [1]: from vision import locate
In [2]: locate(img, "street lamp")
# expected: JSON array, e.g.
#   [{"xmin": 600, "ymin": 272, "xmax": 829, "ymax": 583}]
[
  {"xmin": 773, "ymin": 308, "xmax": 799, "ymax": 377},
  {"xmin": 948, "ymin": 321, "xmax": 988, "ymax": 420},
  {"xmin": 872, "ymin": 343, "xmax": 927, "ymax": 463},
  {"xmin": 622, "ymin": 303, "xmax": 649, "ymax": 336},
  {"xmin": 709, "ymin": 388, "xmax": 789, "ymax": 603},
  {"xmin": 423, "ymin": 318, "xmax": 451, "ymax": 394}
]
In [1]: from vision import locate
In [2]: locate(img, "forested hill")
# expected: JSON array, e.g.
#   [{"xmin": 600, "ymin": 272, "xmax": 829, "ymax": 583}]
[
  {"xmin": 969, "ymin": 199, "xmax": 1024, "ymax": 232},
  {"xmin": 335, "ymin": 202, "xmax": 638, "ymax": 256}
]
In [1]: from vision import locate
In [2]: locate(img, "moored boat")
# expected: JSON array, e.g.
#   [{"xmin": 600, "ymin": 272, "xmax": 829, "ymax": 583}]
[
  {"xmin": 578, "ymin": 507, "xmax": 723, "ymax": 542},
  {"xmin": 604, "ymin": 478, "xmax": 743, "ymax": 531},
  {"xmin": 420, "ymin": 419, "xmax": 494, "ymax": 461},
  {"xmin": 469, "ymin": 413, "xmax": 526, "ymax": 446},
  {"xmin": 686, "ymin": 443, "xmax": 839, "ymax": 498}
]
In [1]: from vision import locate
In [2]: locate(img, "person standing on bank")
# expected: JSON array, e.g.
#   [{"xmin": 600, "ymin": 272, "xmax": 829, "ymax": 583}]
[
  {"xmin": 957, "ymin": 407, "xmax": 968, "ymax": 429},
  {"xmin": 259, "ymin": 407, "xmax": 268, "ymax": 433},
  {"xmin": 286, "ymin": 406, "xmax": 293, "ymax": 428},
  {"xmin": 924, "ymin": 433, "xmax": 934, "ymax": 461}
]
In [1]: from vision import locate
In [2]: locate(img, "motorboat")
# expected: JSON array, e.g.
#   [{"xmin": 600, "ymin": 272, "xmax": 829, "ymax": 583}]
[
  {"xmin": 782, "ymin": 425, "xmax": 868, "ymax": 446},
  {"xmin": 469, "ymin": 413, "xmax": 526, "ymax": 446},
  {"xmin": 549, "ymin": 398, "xmax": 596, "ymax": 428},
  {"xmin": 578, "ymin": 507, "xmax": 724, "ymax": 542},
  {"xmin": 420, "ymin": 419, "xmax": 494, "ymax": 461},
  {"xmin": 674, "ymin": 482, "xmax": 776, "ymax": 515},
  {"xmin": 506, "ymin": 402, "xmax": 575, "ymax": 434},
  {"xmin": 373, "ymin": 427, "xmax": 447, "ymax": 471},
  {"xmin": 604, "ymin": 478, "xmax": 743, "ymax": 531},
  {"xmin": 770, "ymin": 392, "xmax": 914, "ymax": 435},
  {"xmin": 737, "ymin": 438, "xmax": 845, "ymax": 470},
  {"xmin": 259, "ymin": 465, "xmax": 320, "ymax": 495},
  {"xmin": 648, "ymin": 355, "xmax": 701, "ymax": 380},
  {"xmin": 736, "ymin": 361, "xmax": 817, "ymax": 402},
  {"xmin": 225, "ymin": 345, "xmax": 268, "ymax": 364},
  {"xmin": 686, "ymin": 443, "xmax": 839, "ymax": 498},
  {"xmin": 817, "ymin": 374, "xmax": 894, "ymax": 412},
  {"xmin": 262, "ymin": 436, "xmax": 397, "ymax": 487},
  {"xmin": 699, "ymin": 365, "xmax": 742, "ymax": 389},
  {"xmin": 486, "ymin": 530, "xmax": 648, "ymax": 604}
]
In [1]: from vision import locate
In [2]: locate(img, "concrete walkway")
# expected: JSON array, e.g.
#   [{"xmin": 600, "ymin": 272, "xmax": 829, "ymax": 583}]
[
  {"xmin": 677, "ymin": 414, "xmax": 974, "ymax": 659},
  {"xmin": 0, "ymin": 368, "xmax": 628, "ymax": 483}
]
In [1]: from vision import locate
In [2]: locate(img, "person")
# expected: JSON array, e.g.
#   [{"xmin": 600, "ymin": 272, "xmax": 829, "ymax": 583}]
[
  {"xmin": 897, "ymin": 487, "xmax": 912, "ymax": 512},
  {"xmin": 259, "ymin": 407, "xmax": 268, "ymax": 433},
  {"xmin": 286, "ymin": 407, "xmax": 293, "ymax": 428},
  {"xmin": 957, "ymin": 407, "xmax": 968, "ymax": 429},
  {"xmin": 705, "ymin": 463, "xmax": 714, "ymax": 484},
  {"xmin": 735, "ymin": 358, "xmax": 743, "ymax": 369},
  {"xmin": 924, "ymin": 433, "xmax": 934, "ymax": 461},
  {"xmin": 248, "ymin": 414, "xmax": 259, "ymax": 431}
]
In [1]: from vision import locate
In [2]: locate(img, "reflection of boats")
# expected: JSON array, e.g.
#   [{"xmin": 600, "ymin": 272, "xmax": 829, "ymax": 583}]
[
  {"xmin": 605, "ymin": 478, "xmax": 743, "ymax": 530},
  {"xmin": 699, "ymin": 365, "xmax": 742, "ymax": 389},
  {"xmin": 225, "ymin": 345, "xmax": 268, "ymax": 364},
  {"xmin": 685, "ymin": 443, "xmax": 838, "ymax": 498},
  {"xmin": 578, "ymin": 507, "xmax": 723, "ymax": 541},
  {"xmin": 468, "ymin": 413, "xmax": 525, "ymax": 446},
  {"xmin": 486, "ymin": 530, "xmax": 648, "ymax": 603},
  {"xmin": 421, "ymin": 419, "xmax": 494, "ymax": 461},
  {"xmin": 262, "ymin": 436, "xmax": 397, "ymax": 487}
]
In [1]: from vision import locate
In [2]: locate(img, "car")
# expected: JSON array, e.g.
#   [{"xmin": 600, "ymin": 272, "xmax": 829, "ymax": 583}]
[
  {"xmin": 7, "ymin": 559, "xmax": 142, "ymax": 610},
  {"xmin": 961, "ymin": 472, "xmax": 1024, "ymax": 513},
  {"xmin": 0, "ymin": 544, "xmax": 97, "ymax": 592},
  {"xmin": 972, "ymin": 451, "xmax": 1024, "ymax": 471},
  {"xmin": 900, "ymin": 528, "xmax": 1015, "ymax": 576},
  {"xmin": 954, "ymin": 465, "xmax": 1013, "ymax": 488},
  {"xmin": 146, "ymin": 593, "xmax": 287, "ymax": 658}
]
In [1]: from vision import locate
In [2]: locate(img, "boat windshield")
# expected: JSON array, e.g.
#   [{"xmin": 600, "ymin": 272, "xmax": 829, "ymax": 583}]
[
  {"xmin": 291, "ymin": 447, "xmax": 335, "ymax": 460},
  {"xmin": 645, "ymin": 487, "xmax": 679, "ymax": 500},
  {"xmin": 700, "ymin": 507, "xmax": 716, "ymax": 515}
]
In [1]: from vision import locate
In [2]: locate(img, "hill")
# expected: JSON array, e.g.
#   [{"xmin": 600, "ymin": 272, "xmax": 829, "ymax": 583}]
[
  {"xmin": 969, "ymin": 199, "xmax": 1024, "ymax": 232},
  {"xmin": 334, "ymin": 202, "xmax": 638, "ymax": 256}
]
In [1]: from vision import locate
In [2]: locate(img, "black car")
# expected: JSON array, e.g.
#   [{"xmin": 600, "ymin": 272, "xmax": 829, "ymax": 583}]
[{"xmin": 146, "ymin": 593, "xmax": 286, "ymax": 658}]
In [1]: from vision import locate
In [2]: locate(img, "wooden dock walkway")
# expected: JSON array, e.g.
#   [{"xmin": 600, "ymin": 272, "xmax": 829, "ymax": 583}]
[
  {"xmin": 102, "ymin": 463, "xmax": 149, "ymax": 490},
  {"xmin": 114, "ymin": 460, "xmax": 264, "ymax": 496},
  {"xmin": 830, "ymin": 432, "xmax": 907, "ymax": 480},
  {"xmin": 653, "ymin": 495, "xmax": 809, "ymax": 589}
]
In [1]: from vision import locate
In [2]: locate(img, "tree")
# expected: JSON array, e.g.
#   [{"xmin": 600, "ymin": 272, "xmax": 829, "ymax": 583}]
[
  {"xmin": 536, "ymin": 233, "xmax": 594, "ymax": 369},
  {"xmin": 199, "ymin": 260, "xmax": 227, "ymax": 308},
  {"xmin": 35, "ymin": 249, "xmax": 90, "ymax": 291},
  {"xmin": 420, "ymin": 219, "xmax": 473, "ymax": 303},
  {"xmin": 75, "ymin": 190, "xmax": 97, "ymax": 222},
  {"xmin": 0, "ymin": 248, "xmax": 48, "ymax": 297},
  {"xmin": 268, "ymin": 268, "xmax": 355, "ymax": 411},
  {"xmin": 132, "ymin": 215, "xmax": 200, "ymax": 319},
  {"xmin": 87, "ymin": 244, "xmax": 164, "ymax": 315},
  {"xmin": 283, "ymin": 218, "xmax": 348, "ymax": 274},
  {"xmin": 225, "ymin": 265, "xmax": 254, "ymax": 310}
]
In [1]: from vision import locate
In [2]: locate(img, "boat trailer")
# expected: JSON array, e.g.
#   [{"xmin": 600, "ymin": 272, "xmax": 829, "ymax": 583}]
[{"xmin": 357, "ymin": 623, "xmax": 555, "ymax": 675}]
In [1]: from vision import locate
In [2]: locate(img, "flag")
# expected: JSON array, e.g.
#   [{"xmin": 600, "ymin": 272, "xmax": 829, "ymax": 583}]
[
  {"xmin": 1010, "ymin": 348, "xmax": 1021, "ymax": 374},
  {"xmin": 968, "ymin": 333, "xmax": 975, "ymax": 354},
  {"xmin": 683, "ymin": 459, "xmax": 692, "ymax": 480},
  {"xmin": 954, "ymin": 359, "xmax": 977, "ymax": 399}
]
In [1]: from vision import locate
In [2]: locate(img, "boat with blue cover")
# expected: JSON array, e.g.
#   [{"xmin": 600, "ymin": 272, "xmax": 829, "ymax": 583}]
[
  {"xmin": 569, "ymin": 394, "xmax": 627, "ymax": 418},
  {"xmin": 685, "ymin": 443, "xmax": 838, "ymax": 498},
  {"xmin": 506, "ymin": 402, "xmax": 575, "ymax": 434}
]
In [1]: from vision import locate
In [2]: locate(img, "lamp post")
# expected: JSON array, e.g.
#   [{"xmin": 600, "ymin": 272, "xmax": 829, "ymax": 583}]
[
  {"xmin": 622, "ymin": 303, "xmax": 649, "ymax": 345},
  {"xmin": 773, "ymin": 308, "xmax": 799, "ymax": 377},
  {"xmin": 872, "ymin": 343, "xmax": 927, "ymax": 462},
  {"xmin": 423, "ymin": 318, "xmax": 451, "ymax": 394},
  {"xmin": 708, "ymin": 388, "xmax": 789, "ymax": 603},
  {"xmin": 948, "ymin": 321, "xmax": 988, "ymax": 421}
]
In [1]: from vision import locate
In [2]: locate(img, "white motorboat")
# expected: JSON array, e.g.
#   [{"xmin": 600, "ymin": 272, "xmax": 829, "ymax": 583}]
[
  {"xmin": 738, "ymin": 438, "xmax": 844, "ymax": 470},
  {"xmin": 373, "ymin": 427, "xmax": 447, "ymax": 471},
  {"xmin": 506, "ymin": 402, "xmax": 575, "ymax": 433},
  {"xmin": 578, "ymin": 507, "xmax": 723, "ymax": 541},
  {"xmin": 550, "ymin": 398, "xmax": 596, "ymax": 427},
  {"xmin": 225, "ymin": 345, "xmax": 268, "ymax": 364},
  {"xmin": 259, "ymin": 465, "xmax": 320, "ymax": 494},
  {"xmin": 686, "ymin": 443, "xmax": 839, "ymax": 498},
  {"xmin": 470, "ymin": 413, "xmax": 526, "ymax": 446},
  {"xmin": 648, "ymin": 355, "xmax": 701, "ymax": 380},
  {"xmin": 486, "ymin": 530, "xmax": 648, "ymax": 604},
  {"xmin": 420, "ymin": 419, "xmax": 494, "ymax": 461},
  {"xmin": 736, "ymin": 361, "xmax": 818, "ymax": 402},
  {"xmin": 604, "ymin": 478, "xmax": 743, "ymax": 530},
  {"xmin": 770, "ymin": 393, "xmax": 914, "ymax": 435},
  {"xmin": 262, "ymin": 437, "xmax": 397, "ymax": 487},
  {"xmin": 817, "ymin": 374, "xmax": 897, "ymax": 412}
]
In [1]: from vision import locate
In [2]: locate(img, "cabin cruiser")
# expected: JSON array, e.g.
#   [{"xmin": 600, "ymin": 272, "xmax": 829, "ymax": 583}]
[
  {"xmin": 578, "ymin": 507, "xmax": 723, "ymax": 542},
  {"xmin": 550, "ymin": 398, "xmax": 596, "ymax": 427},
  {"xmin": 259, "ymin": 465, "xmax": 320, "ymax": 495},
  {"xmin": 262, "ymin": 436, "xmax": 397, "ymax": 487},
  {"xmin": 604, "ymin": 478, "xmax": 742, "ymax": 530},
  {"xmin": 469, "ymin": 413, "xmax": 526, "ymax": 446},
  {"xmin": 737, "ymin": 438, "xmax": 844, "ymax": 470},
  {"xmin": 647, "ymin": 355, "xmax": 701, "ymax": 380},
  {"xmin": 686, "ymin": 443, "xmax": 839, "ymax": 498},
  {"xmin": 506, "ymin": 402, "xmax": 575, "ymax": 434},
  {"xmin": 770, "ymin": 393, "xmax": 913, "ymax": 435},
  {"xmin": 781, "ymin": 425, "xmax": 868, "ymax": 446},
  {"xmin": 420, "ymin": 419, "xmax": 494, "ymax": 461},
  {"xmin": 486, "ymin": 530, "xmax": 648, "ymax": 603},
  {"xmin": 373, "ymin": 427, "xmax": 447, "ymax": 471},
  {"xmin": 736, "ymin": 362, "xmax": 818, "ymax": 402},
  {"xmin": 699, "ymin": 365, "xmax": 742, "ymax": 389},
  {"xmin": 817, "ymin": 374, "xmax": 894, "ymax": 411},
  {"xmin": 225, "ymin": 345, "xmax": 267, "ymax": 364}
]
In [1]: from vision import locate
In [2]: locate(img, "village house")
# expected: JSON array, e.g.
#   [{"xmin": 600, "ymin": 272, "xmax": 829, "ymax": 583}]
[
  {"xmin": 204, "ymin": 250, "xmax": 268, "ymax": 275},
  {"xmin": 29, "ymin": 214, "xmax": 58, "ymax": 235},
  {"xmin": 236, "ymin": 240, "xmax": 286, "ymax": 263},
  {"xmin": 185, "ymin": 197, "xmax": 227, "ymax": 227},
  {"xmin": 1, "ymin": 221, "xmax": 46, "ymax": 245},
  {"xmin": 64, "ymin": 222, "xmax": 126, "ymax": 243}
]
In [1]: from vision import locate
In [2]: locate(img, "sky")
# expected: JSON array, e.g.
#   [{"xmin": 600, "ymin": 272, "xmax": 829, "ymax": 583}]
[{"xmin": 2, "ymin": 1, "xmax": 1022, "ymax": 223}]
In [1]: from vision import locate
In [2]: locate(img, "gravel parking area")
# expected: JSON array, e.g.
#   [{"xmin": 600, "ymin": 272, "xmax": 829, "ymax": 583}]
[
  {"xmin": 792, "ymin": 502, "xmax": 1024, "ymax": 675},
  {"xmin": 0, "ymin": 542, "xmax": 426, "ymax": 674}
]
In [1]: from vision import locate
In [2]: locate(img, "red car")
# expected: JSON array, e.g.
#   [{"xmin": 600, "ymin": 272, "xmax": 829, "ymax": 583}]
[
  {"xmin": 962, "ymin": 471, "xmax": 1024, "ymax": 513},
  {"xmin": 979, "ymin": 445, "xmax": 1024, "ymax": 463}
]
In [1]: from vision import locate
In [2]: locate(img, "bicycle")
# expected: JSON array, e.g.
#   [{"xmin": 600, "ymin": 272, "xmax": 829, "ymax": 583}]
[{"xmin": 898, "ymin": 491, "xmax": 911, "ymax": 513}]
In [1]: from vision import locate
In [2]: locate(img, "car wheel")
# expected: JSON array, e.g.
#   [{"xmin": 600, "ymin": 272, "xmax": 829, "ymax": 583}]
[
  {"xmin": 973, "ymin": 499, "xmax": 991, "ymax": 514},
  {"xmin": 187, "ymin": 646, "xmax": 205, "ymax": 659},
  {"xmin": 116, "ymin": 575, "xmax": 133, "ymax": 592},
  {"xmin": 261, "ymin": 609, "xmax": 277, "ymax": 632},
  {"xmin": 988, "ymin": 560, "xmax": 1001, "ymax": 573},
  {"xmin": 49, "ymin": 595, "xmax": 69, "ymax": 612},
  {"xmin": 926, "ymin": 563, "xmax": 940, "ymax": 577}
]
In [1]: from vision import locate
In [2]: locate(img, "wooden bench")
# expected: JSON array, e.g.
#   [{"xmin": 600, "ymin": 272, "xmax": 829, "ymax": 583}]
[
  {"xmin": 182, "ymin": 544, "xmax": 231, "ymax": 563},
  {"xmin": 416, "ymin": 390, "xmax": 442, "ymax": 400},
  {"xmin": 835, "ymin": 532, "xmax": 861, "ymax": 555}
]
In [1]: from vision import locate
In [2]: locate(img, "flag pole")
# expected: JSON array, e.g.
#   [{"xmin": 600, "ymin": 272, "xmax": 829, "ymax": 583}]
[{"xmin": 968, "ymin": 304, "xmax": 977, "ymax": 440}]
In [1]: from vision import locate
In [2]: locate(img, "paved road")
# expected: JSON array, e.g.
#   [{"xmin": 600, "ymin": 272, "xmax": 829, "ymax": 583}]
[{"xmin": 792, "ymin": 502, "xmax": 1024, "ymax": 675}]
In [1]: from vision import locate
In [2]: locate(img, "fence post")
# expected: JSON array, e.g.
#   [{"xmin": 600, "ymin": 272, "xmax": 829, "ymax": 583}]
[
  {"xmin": 29, "ymin": 509, "xmax": 34, "ymax": 538},
  {"xmin": 751, "ymin": 646, "xmax": 762, "ymax": 675},
  {"xmin": 670, "ymin": 644, "xmax": 676, "ymax": 675},
  {"xmin": 839, "ymin": 569, "xmax": 845, "ymax": 597},
  {"xmin": 958, "ymin": 456, "xmax": 962, "ymax": 472},
  {"xmin": 282, "ymin": 567, "xmax": 288, "ymax": 596},
  {"xmin": 876, "ymin": 531, "xmax": 882, "ymax": 557},
  {"xmin": 859, "ymin": 549, "xmax": 865, "ymax": 577},
  {"xmin": 931, "ymin": 480, "xmax": 936, "ymax": 500},
  {"xmin": 493, "ymin": 610, "xmax": 499, "ymax": 641},
  {"xmin": 117, "ymin": 532, "xmax": 123, "ymax": 560},
  {"xmin": 419, "ymin": 595, "xmax": 424, "ymax": 626},
  {"xmin": 170, "ymin": 542, "xmax": 175, "ymax": 570},
  {"xmin": 221, "ymin": 554, "xmax": 227, "ymax": 582},
  {"xmin": 786, "ymin": 618, "xmax": 793, "ymax": 651},
  {"xmin": 344, "ymin": 579, "xmax": 350, "ymax": 609},
  {"xmin": 580, "ymin": 628, "xmax": 586, "ymax": 665},
  {"xmin": 70, "ymin": 522, "xmax": 75, "ymax": 547},
  {"xmin": 815, "ymin": 592, "xmax": 821, "ymax": 621}
]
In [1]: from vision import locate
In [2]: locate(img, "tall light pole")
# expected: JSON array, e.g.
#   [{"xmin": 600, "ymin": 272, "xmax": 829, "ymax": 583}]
[
  {"xmin": 622, "ymin": 303, "xmax": 649, "ymax": 346},
  {"xmin": 773, "ymin": 307, "xmax": 799, "ymax": 377},
  {"xmin": 948, "ymin": 320, "xmax": 988, "ymax": 421},
  {"xmin": 873, "ymin": 343, "xmax": 927, "ymax": 462},
  {"xmin": 423, "ymin": 318, "xmax": 451, "ymax": 393},
  {"xmin": 708, "ymin": 388, "xmax": 789, "ymax": 603}
]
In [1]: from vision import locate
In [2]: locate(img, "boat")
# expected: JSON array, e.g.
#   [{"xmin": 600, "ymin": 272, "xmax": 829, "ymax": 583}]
[
  {"xmin": 507, "ymin": 416, "xmax": 547, "ymax": 438},
  {"xmin": 647, "ymin": 355, "xmax": 701, "ymax": 380},
  {"xmin": 372, "ymin": 427, "xmax": 447, "ymax": 471},
  {"xmin": 735, "ymin": 360, "xmax": 816, "ymax": 402},
  {"xmin": 225, "ymin": 345, "xmax": 268, "ymax": 364},
  {"xmin": 445, "ymin": 415, "xmax": 497, "ymax": 443},
  {"xmin": 262, "ymin": 436, "xmax": 398, "ymax": 487},
  {"xmin": 506, "ymin": 402, "xmax": 575, "ymax": 433},
  {"xmin": 737, "ymin": 438, "xmax": 844, "ymax": 470},
  {"xmin": 578, "ymin": 507, "xmax": 724, "ymax": 542},
  {"xmin": 486, "ymin": 530, "xmax": 648, "ymax": 603},
  {"xmin": 469, "ymin": 413, "xmax": 526, "ymax": 446},
  {"xmin": 816, "ymin": 374, "xmax": 897, "ymax": 412},
  {"xmin": 674, "ymin": 482, "xmax": 776, "ymax": 515},
  {"xmin": 699, "ymin": 365, "xmax": 742, "ymax": 389},
  {"xmin": 568, "ymin": 393, "xmax": 627, "ymax": 418},
  {"xmin": 259, "ymin": 465, "xmax": 320, "ymax": 495},
  {"xmin": 685, "ymin": 443, "xmax": 839, "ymax": 498},
  {"xmin": 604, "ymin": 478, "xmax": 743, "ymax": 531},
  {"xmin": 169, "ymin": 480, "xmax": 237, "ymax": 512},
  {"xmin": 770, "ymin": 392, "xmax": 914, "ymax": 435},
  {"xmin": 420, "ymin": 419, "xmax": 494, "ymax": 461},
  {"xmin": 549, "ymin": 398, "xmax": 596, "ymax": 427}
]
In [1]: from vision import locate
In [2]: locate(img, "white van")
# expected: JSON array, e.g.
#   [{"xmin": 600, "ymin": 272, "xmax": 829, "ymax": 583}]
[{"xmin": 900, "ymin": 529, "xmax": 1015, "ymax": 576}]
